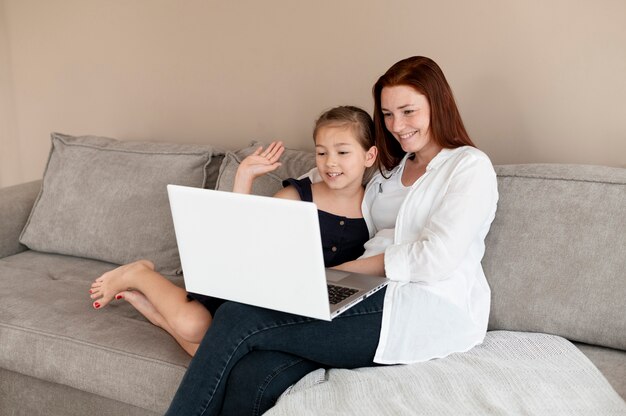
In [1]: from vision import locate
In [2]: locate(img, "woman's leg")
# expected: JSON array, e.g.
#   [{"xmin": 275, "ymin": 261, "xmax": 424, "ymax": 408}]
[
  {"xmin": 165, "ymin": 288, "xmax": 385, "ymax": 416},
  {"xmin": 220, "ymin": 351, "xmax": 320, "ymax": 416},
  {"xmin": 89, "ymin": 260, "xmax": 212, "ymax": 343}
]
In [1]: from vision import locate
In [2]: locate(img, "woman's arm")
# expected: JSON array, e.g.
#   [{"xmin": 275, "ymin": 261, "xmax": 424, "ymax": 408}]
[
  {"xmin": 232, "ymin": 142, "xmax": 285, "ymax": 194},
  {"xmin": 332, "ymin": 253, "xmax": 386, "ymax": 277},
  {"xmin": 385, "ymin": 154, "xmax": 498, "ymax": 283}
]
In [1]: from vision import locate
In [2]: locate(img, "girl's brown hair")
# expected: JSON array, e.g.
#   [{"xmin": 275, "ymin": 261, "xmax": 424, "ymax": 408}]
[
  {"xmin": 373, "ymin": 56, "xmax": 475, "ymax": 171},
  {"xmin": 313, "ymin": 105, "xmax": 375, "ymax": 150}
]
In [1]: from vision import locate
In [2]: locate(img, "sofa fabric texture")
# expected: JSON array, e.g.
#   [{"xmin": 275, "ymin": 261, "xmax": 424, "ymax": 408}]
[
  {"xmin": 484, "ymin": 164, "xmax": 626, "ymax": 351},
  {"xmin": 0, "ymin": 250, "xmax": 188, "ymax": 413},
  {"xmin": 0, "ymin": 369, "xmax": 159, "ymax": 416},
  {"xmin": 0, "ymin": 180, "xmax": 41, "ymax": 259},
  {"xmin": 1, "ymin": 136, "xmax": 624, "ymax": 415},
  {"xmin": 575, "ymin": 342, "xmax": 626, "ymax": 398},
  {"xmin": 19, "ymin": 133, "xmax": 224, "ymax": 275}
]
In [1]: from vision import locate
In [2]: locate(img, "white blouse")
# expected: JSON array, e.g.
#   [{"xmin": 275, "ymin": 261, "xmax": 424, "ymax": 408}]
[
  {"xmin": 362, "ymin": 146, "xmax": 498, "ymax": 364},
  {"xmin": 302, "ymin": 146, "xmax": 498, "ymax": 364}
]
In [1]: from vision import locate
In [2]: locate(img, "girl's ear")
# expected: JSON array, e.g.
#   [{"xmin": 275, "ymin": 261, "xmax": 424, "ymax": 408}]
[{"xmin": 364, "ymin": 146, "xmax": 378, "ymax": 168}]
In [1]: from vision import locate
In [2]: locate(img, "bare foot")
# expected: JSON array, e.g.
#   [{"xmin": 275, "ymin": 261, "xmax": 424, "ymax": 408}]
[
  {"xmin": 116, "ymin": 290, "xmax": 166, "ymax": 328},
  {"xmin": 89, "ymin": 260, "xmax": 154, "ymax": 309}
]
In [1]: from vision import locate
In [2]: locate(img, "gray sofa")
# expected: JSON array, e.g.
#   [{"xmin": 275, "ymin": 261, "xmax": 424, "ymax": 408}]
[{"xmin": 1, "ymin": 133, "xmax": 625, "ymax": 416}]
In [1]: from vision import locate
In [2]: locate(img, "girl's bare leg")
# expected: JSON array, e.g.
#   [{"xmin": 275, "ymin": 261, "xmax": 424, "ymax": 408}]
[
  {"xmin": 89, "ymin": 260, "xmax": 212, "ymax": 344},
  {"xmin": 117, "ymin": 290, "xmax": 199, "ymax": 356}
]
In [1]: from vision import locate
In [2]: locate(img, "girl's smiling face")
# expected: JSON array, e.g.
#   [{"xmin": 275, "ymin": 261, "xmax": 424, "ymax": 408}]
[{"xmin": 314, "ymin": 125, "xmax": 376, "ymax": 191}]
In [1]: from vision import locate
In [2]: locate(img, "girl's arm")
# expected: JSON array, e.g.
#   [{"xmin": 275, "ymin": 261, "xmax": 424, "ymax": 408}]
[{"xmin": 232, "ymin": 142, "xmax": 285, "ymax": 194}]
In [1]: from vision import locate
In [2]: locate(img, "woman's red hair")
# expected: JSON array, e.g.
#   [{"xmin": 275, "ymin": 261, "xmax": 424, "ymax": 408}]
[{"xmin": 373, "ymin": 56, "xmax": 475, "ymax": 171}]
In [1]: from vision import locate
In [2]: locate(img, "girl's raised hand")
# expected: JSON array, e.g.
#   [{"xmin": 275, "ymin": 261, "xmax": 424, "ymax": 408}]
[
  {"xmin": 233, "ymin": 141, "xmax": 285, "ymax": 194},
  {"xmin": 242, "ymin": 141, "xmax": 285, "ymax": 176}
]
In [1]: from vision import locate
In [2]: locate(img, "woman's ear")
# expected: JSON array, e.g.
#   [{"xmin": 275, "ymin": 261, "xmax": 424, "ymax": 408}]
[{"xmin": 365, "ymin": 146, "xmax": 378, "ymax": 168}]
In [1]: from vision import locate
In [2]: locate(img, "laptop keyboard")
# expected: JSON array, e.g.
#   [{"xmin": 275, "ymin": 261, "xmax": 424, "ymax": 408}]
[{"xmin": 327, "ymin": 284, "xmax": 359, "ymax": 305}]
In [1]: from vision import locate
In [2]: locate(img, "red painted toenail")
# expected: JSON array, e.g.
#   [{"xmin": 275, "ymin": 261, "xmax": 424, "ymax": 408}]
[
  {"xmin": 94, "ymin": 302, "xmax": 100, "ymax": 309},
  {"xmin": 115, "ymin": 294, "xmax": 123, "ymax": 300}
]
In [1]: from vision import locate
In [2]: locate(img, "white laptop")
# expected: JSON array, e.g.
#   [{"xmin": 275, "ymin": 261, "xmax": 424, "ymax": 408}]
[{"xmin": 167, "ymin": 184, "xmax": 389, "ymax": 321}]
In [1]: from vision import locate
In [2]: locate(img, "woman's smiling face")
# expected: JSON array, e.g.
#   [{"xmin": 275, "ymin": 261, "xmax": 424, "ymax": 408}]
[{"xmin": 381, "ymin": 85, "xmax": 436, "ymax": 155}]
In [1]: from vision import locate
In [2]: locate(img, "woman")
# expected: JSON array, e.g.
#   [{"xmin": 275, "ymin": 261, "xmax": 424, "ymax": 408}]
[{"xmin": 165, "ymin": 56, "xmax": 498, "ymax": 415}]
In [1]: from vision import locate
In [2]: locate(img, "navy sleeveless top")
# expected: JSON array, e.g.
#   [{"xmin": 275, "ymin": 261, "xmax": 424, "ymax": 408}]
[{"xmin": 283, "ymin": 178, "xmax": 369, "ymax": 267}]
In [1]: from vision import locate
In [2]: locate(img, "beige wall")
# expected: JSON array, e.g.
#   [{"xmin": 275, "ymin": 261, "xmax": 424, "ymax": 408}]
[
  {"xmin": 1, "ymin": 0, "xmax": 625, "ymax": 187},
  {"xmin": 0, "ymin": 1, "xmax": 21, "ymax": 186}
]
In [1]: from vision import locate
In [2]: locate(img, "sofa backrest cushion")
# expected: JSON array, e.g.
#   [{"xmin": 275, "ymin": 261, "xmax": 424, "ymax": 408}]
[
  {"xmin": 19, "ymin": 133, "xmax": 224, "ymax": 275},
  {"xmin": 483, "ymin": 164, "xmax": 626, "ymax": 350},
  {"xmin": 0, "ymin": 180, "xmax": 42, "ymax": 259},
  {"xmin": 215, "ymin": 141, "xmax": 316, "ymax": 196}
]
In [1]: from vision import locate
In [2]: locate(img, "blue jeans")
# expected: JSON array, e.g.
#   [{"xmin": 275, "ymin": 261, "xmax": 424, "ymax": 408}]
[
  {"xmin": 165, "ymin": 288, "xmax": 386, "ymax": 416},
  {"xmin": 221, "ymin": 351, "xmax": 319, "ymax": 415}
]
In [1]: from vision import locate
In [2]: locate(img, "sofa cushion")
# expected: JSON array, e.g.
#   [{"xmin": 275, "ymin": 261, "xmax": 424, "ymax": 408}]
[
  {"xmin": 575, "ymin": 342, "xmax": 626, "ymax": 399},
  {"xmin": 19, "ymin": 133, "xmax": 224, "ymax": 274},
  {"xmin": 268, "ymin": 331, "xmax": 626, "ymax": 415},
  {"xmin": 215, "ymin": 141, "xmax": 316, "ymax": 196},
  {"xmin": 484, "ymin": 164, "xmax": 626, "ymax": 350},
  {"xmin": 0, "ymin": 369, "xmax": 158, "ymax": 416},
  {"xmin": 0, "ymin": 180, "xmax": 41, "ymax": 259},
  {"xmin": 0, "ymin": 250, "xmax": 189, "ymax": 413}
]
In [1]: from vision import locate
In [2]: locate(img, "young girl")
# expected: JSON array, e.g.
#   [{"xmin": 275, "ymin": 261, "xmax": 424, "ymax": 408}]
[{"xmin": 88, "ymin": 105, "xmax": 377, "ymax": 356}]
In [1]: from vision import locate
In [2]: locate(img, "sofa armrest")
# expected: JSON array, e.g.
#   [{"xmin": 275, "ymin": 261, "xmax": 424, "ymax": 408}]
[{"xmin": 0, "ymin": 180, "xmax": 41, "ymax": 259}]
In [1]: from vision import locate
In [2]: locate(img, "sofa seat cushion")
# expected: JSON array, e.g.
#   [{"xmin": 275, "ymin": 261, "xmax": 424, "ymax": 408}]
[
  {"xmin": 268, "ymin": 331, "xmax": 626, "ymax": 415},
  {"xmin": 0, "ymin": 369, "xmax": 159, "ymax": 416},
  {"xmin": 0, "ymin": 251, "xmax": 190, "ymax": 413},
  {"xmin": 575, "ymin": 342, "xmax": 626, "ymax": 400}
]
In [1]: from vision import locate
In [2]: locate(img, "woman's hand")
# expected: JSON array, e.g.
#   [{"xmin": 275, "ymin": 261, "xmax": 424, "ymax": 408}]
[
  {"xmin": 233, "ymin": 142, "xmax": 285, "ymax": 194},
  {"xmin": 332, "ymin": 253, "xmax": 386, "ymax": 277}
]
